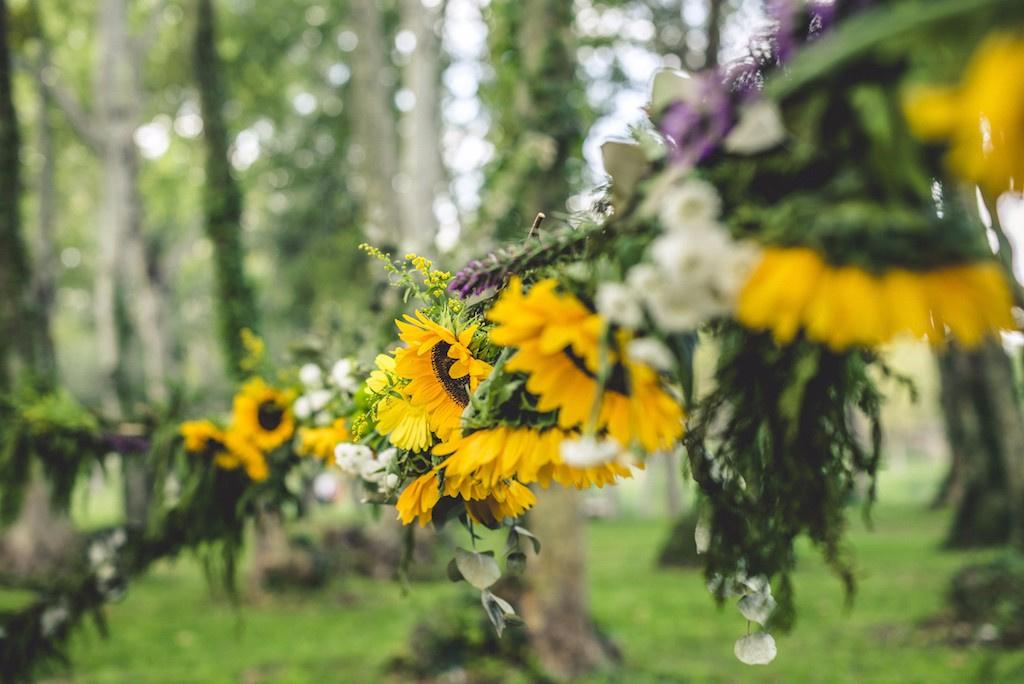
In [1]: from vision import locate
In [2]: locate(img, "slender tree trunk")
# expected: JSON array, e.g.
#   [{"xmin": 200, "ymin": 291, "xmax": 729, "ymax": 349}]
[
  {"xmin": 29, "ymin": 78, "xmax": 58, "ymax": 386},
  {"xmin": 349, "ymin": 0, "xmax": 403, "ymax": 250},
  {"xmin": 398, "ymin": 0, "xmax": 445, "ymax": 253},
  {"xmin": 0, "ymin": 0, "xmax": 30, "ymax": 390},
  {"xmin": 94, "ymin": 0, "xmax": 168, "ymax": 526},
  {"xmin": 941, "ymin": 342, "xmax": 1024, "ymax": 549},
  {"xmin": 194, "ymin": 0, "xmax": 259, "ymax": 380},
  {"xmin": 703, "ymin": 0, "xmax": 725, "ymax": 68}
]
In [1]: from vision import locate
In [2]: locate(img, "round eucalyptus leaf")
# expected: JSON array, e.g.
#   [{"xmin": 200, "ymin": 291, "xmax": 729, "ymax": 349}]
[
  {"xmin": 734, "ymin": 632, "xmax": 777, "ymax": 665},
  {"xmin": 454, "ymin": 548, "xmax": 501, "ymax": 590}
]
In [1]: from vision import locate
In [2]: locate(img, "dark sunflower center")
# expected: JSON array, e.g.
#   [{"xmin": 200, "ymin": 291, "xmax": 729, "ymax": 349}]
[
  {"xmin": 257, "ymin": 401, "xmax": 285, "ymax": 431},
  {"xmin": 206, "ymin": 438, "xmax": 226, "ymax": 454},
  {"xmin": 562, "ymin": 347, "xmax": 631, "ymax": 395},
  {"xmin": 431, "ymin": 341, "xmax": 470, "ymax": 407}
]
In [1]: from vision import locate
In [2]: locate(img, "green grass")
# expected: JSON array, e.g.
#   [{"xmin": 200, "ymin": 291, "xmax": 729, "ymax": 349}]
[{"xmin": 43, "ymin": 500, "xmax": 1024, "ymax": 683}]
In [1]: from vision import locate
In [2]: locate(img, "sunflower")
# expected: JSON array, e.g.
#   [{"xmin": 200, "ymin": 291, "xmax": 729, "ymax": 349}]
[
  {"xmin": 736, "ymin": 247, "xmax": 1015, "ymax": 350},
  {"xmin": 180, "ymin": 420, "xmax": 269, "ymax": 482},
  {"xmin": 393, "ymin": 312, "xmax": 493, "ymax": 440},
  {"xmin": 296, "ymin": 418, "xmax": 349, "ymax": 463},
  {"xmin": 904, "ymin": 33, "xmax": 1024, "ymax": 196},
  {"xmin": 396, "ymin": 471, "xmax": 442, "ymax": 527},
  {"xmin": 488, "ymin": 278, "xmax": 684, "ymax": 453},
  {"xmin": 394, "ymin": 470, "xmax": 537, "ymax": 527},
  {"xmin": 231, "ymin": 378, "xmax": 295, "ymax": 451},
  {"xmin": 376, "ymin": 394, "xmax": 434, "ymax": 453},
  {"xmin": 433, "ymin": 426, "xmax": 634, "ymax": 490}
]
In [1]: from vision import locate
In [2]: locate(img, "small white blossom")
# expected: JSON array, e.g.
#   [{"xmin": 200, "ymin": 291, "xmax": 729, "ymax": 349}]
[
  {"xmin": 724, "ymin": 100, "xmax": 786, "ymax": 155},
  {"xmin": 359, "ymin": 458, "xmax": 386, "ymax": 483},
  {"xmin": 626, "ymin": 337, "xmax": 675, "ymax": 371},
  {"xmin": 293, "ymin": 396, "xmax": 313, "ymax": 420},
  {"xmin": 383, "ymin": 473, "xmax": 400, "ymax": 491},
  {"xmin": 88, "ymin": 541, "xmax": 111, "ymax": 568},
  {"xmin": 595, "ymin": 282, "xmax": 644, "ymax": 329},
  {"xmin": 40, "ymin": 605, "xmax": 68, "ymax": 637},
  {"xmin": 307, "ymin": 389, "xmax": 332, "ymax": 412},
  {"xmin": 334, "ymin": 443, "xmax": 372, "ymax": 475},
  {"xmin": 299, "ymin": 363, "xmax": 323, "ymax": 389},
  {"xmin": 377, "ymin": 447, "xmax": 397, "ymax": 467},
  {"xmin": 313, "ymin": 472, "xmax": 340, "ymax": 502},
  {"xmin": 95, "ymin": 563, "xmax": 117, "ymax": 583},
  {"xmin": 109, "ymin": 529, "xmax": 126, "ymax": 548},
  {"xmin": 330, "ymin": 359, "xmax": 358, "ymax": 392},
  {"xmin": 560, "ymin": 436, "xmax": 621, "ymax": 468},
  {"xmin": 658, "ymin": 179, "xmax": 722, "ymax": 231}
]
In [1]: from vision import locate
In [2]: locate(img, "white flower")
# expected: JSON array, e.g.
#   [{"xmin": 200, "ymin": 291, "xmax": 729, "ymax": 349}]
[
  {"xmin": 299, "ymin": 363, "xmax": 323, "ymax": 389},
  {"xmin": 658, "ymin": 179, "xmax": 722, "ymax": 231},
  {"xmin": 626, "ymin": 337, "xmax": 675, "ymax": 371},
  {"xmin": 724, "ymin": 100, "xmax": 786, "ymax": 155},
  {"xmin": 359, "ymin": 458, "xmax": 385, "ymax": 483},
  {"xmin": 383, "ymin": 473, "xmax": 400, "ymax": 491},
  {"xmin": 88, "ymin": 541, "xmax": 111, "ymax": 568},
  {"xmin": 293, "ymin": 396, "xmax": 312, "ymax": 420},
  {"xmin": 95, "ymin": 563, "xmax": 117, "ymax": 583},
  {"xmin": 560, "ymin": 436, "xmax": 621, "ymax": 468},
  {"xmin": 307, "ymin": 389, "xmax": 332, "ymax": 412},
  {"xmin": 109, "ymin": 528, "xmax": 126, "ymax": 548},
  {"xmin": 313, "ymin": 410, "xmax": 332, "ymax": 427},
  {"xmin": 334, "ymin": 443, "xmax": 372, "ymax": 475},
  {"xmin": 629, "ymin": 264, "xmax": 715, "ymax": 331},
  {"xmin": 595, "ymin": 282, "xmax": 644, "ymax": 329},
  {"xmin": 312, "ymin": 472, "xmax": 340, "ymax": 502},
  {"xmin": 330, "ymin": 359, "xmax": 357, "ymax": 392},
  {"xmin": 377, "ymin": 447, "xmax": 396, "ymax": 467},
  {"xmin": 40, "ymin": 605, "xmax": 68, "ymax": 636}
]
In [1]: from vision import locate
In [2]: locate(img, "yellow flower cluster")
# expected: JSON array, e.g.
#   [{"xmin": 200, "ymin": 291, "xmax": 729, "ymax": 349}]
[
  {"xmin": 737, "ymin": 247, "xmax": 1015, "ymax": 350},
  {"xmin": 180, "ymin": 378, "xmax": 296, "ymax": 482},
  {"xmin": 904, "ymin": 33, "xmax": 1024, "ymax": 196}
]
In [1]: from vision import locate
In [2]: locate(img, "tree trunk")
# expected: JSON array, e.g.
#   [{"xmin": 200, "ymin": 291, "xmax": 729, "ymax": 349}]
[
  {"xmin": 94, "ymin": 0, "xmax": 168, "ymax": 527},
  {"xmin": 941, "ymin": 342, "xmax": 1024, "ymax": 549},
  {"xmin": 349, "ymin": 0, "xmax": 403, "ymax": 251},
  {"xmin": 398, "ymin": 0, "xmax": 445, "ymax": 253},
  {"xmin": 0, "ymin": 0, "xmax": 31, "ymax": 390},
  {"xmin": 482, "ymin": 0, "xmax": 613, "ymax": 676},
  {"xmin": 194, "ymin": 0, "xmax": 259, "ymax": 380},
  {"xmin": 663, "ymin": 450, "xmax": 683, "ymax": 518},
  {"xmin": 521, "ymin": 487, "xmax": 616, "ymax": 679},
  {"xmin": 703, "ymin": 0, "xmax": 725, "ymax": 69},
  {"xmin": 29, "ymin": 76, "xmax": 58, "ymax": 387}
]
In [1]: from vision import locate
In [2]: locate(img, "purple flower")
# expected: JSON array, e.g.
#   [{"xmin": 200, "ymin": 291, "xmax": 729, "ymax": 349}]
[{"xmin": 657, "ymin": 72, "xmax": 735, "ymax": 167}]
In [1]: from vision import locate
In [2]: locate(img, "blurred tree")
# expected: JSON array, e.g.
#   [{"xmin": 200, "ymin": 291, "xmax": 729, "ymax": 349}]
[
  {"xmin": 194, "ymin": 0, "xmax": 259, "ymax": 380},
  {"xmin": 480, "ymin": 0, "xmax": 615, "ymax": 677},
  {"xmin": 0, "ymin": 0, "xmax": 77, "ymax": 580},
  {"xmin": 940, "ymin": 343, "xmax": 1024, "ymax": 550},
  {"xmin": 397, "ymin": 0, "xmax": 445, "ymax": 253}
]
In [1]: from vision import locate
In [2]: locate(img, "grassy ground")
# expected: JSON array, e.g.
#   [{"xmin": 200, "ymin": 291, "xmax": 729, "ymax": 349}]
[{"xmin": 45, "ymin": 487, "xmax": 1024, "ymax": 683}]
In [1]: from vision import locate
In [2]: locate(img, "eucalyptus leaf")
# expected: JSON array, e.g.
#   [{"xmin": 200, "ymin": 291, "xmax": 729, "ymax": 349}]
[
  {"xmin": 481, "ymin": 590, "xmax": 519, "ymax": 638},
  {"xmin": 738, "ymin": 592, "xmax": 777, "ymax": 625},
  {"xmin": 512, "ymin": 525, "xmax": 541, "ymax": 554},
  {"xmin": 734, "ymin": 632, "xmax": 777, "ymax": 665},
  {"xmin": 454, "ymin": 548, "xmax": 501, "ymax": 590},
  {"xmin": 506, "ymin": 551, "xmax": 527, "ymax": 575}
]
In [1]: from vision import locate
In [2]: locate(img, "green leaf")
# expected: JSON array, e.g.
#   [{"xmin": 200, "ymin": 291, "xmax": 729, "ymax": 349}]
[{"xmin": 454, "ymin": 548, "xmax": 501, "ymax": 590}]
